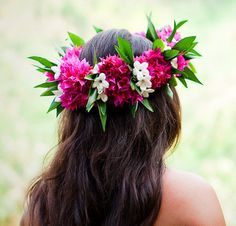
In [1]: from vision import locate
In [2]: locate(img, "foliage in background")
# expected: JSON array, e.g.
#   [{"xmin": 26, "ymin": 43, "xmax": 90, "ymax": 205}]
[{"xmin": 0, "ymin": 0, "xmax": 235, "ymax": 225}]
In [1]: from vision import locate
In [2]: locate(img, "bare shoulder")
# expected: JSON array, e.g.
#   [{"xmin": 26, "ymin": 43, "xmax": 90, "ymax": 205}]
[{"xmin": 155, "ymin": 168, "xmax": 226, "ymax": 226}]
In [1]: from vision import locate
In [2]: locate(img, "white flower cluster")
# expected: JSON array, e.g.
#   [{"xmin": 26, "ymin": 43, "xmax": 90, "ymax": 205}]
[
  {"xmin": 133, "ymin": 61, "xmax": 154, "ymax": 98},
  {"xmin": 92, "ymin": 65, "xmax": 109, "ymax": 102}
]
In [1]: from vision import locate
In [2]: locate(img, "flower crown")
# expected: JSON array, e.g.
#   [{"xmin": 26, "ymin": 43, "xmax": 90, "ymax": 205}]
[{"xmin": 29, "ymin": 15, "xmax": 202, "ymax": 131}]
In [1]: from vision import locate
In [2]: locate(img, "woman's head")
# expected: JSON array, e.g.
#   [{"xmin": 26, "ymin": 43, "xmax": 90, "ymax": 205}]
[{"xmin": 27, "ymin": 29, "xmax": 181, "ymax": 226}]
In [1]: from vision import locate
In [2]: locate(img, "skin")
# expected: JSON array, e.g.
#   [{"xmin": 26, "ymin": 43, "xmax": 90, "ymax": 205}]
[
  {"xmin": 20, "ymin": 168, "xmax": 226, "ymax": 226},
  {"xmin": 154, "ymin": 168, "xmax": 226, "ymax": 226}
]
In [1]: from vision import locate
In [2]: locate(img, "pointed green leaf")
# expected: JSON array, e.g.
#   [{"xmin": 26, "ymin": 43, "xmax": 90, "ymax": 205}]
[
  {"xmin": 47, "ymin": 99, "xmax": 61, "ymax": 113},
  {"xmin": 189, "ymin": 49, "xmax": 202, "ymax": 57},
  {"xmin": 165, "ymin": 84, "xmax": 174, "ymax": 99},
  {"xmin": 146, "ymin": 13, "xmax": 158, "ymax": 42},
  {"xmin": 93, "ymin": 26, "xmax": 103, "ymax": 33},
  {"xmin": 56, "ymin": 105, "xmax": 64, "ymax": 117},
  {"xmin": 141, "ymin": 98, "xmax": 154, "ymax": 112},
  {"xmin": 188, "ymin": 62, "xmax": 197, "ymax": 73},
  {"xmin": 34, "ymin": 81, "xmax": 58, "ymax": 88},
  {"xmin": 85, "ymin": 74, "xmax": 97, "ymax": 80},
  {"xmin": 164, "ymin": 49, "xmax": 179, "ymax": 60},
  {"xmin": 183, "ymin": 67, "xmax": 203, "ymax": 85},
  {"xmin": 34, "ymin": 65, "xmax": 53, "ymax": 73},
  {"xmin": 40, "ymin": 86, "xmax": 57, "ymax": 96},
  {"xmin": 98, "ymin": 101, "xmax": 107, "ymax": 132},
  {"xmin": 153, "ymin": 39, "xmax": 165, "ymax": 52},
  {"xmin": 68, "ymin": 32, "xmax": 85, "ymax": 47},
  {"xmin": 177, "ymin": 76, "xmax": 188, "ymax": 88},
  {"xmin": 86, "ymin": 88, "xmax": 98, "ymax": 112},
  {"xmin": 130, "ymin": 102, "xmax": 138, "ymax": 118},
  {"xmin": 169, "ymin": 76, "xmax": 178, "ymax": 87},
  {"xmin": 167, "ymin": 20, "xmax": 188, "ymax": 42},
  {"xmin": 173, "ymin": 36, "xmax": 196, "ymax": 52},
  {"xmin": 28, "ymin": 56, "xmax": 57, "ymax": 68},
  {"xmin": 115, "ymin": 36, "xmax": 134, "ymax": 66},
  {"xmin": 130, "ymin": 80, "xmax": 136, "ymax": 90}
]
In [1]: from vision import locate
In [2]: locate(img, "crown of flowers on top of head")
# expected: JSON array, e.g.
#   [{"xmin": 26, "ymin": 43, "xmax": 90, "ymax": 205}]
[{"xmin": 29, "ymin": 14, "xmax": 202, "ymax": 131}]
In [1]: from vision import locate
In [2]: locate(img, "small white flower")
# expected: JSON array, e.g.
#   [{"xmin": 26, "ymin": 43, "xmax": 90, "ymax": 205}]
[
  {"xmin": 171, "ymin": 58, "xmax": 178, "ymax": 69},
  {"xmin": 51, "ymin": 65, "xmax": 61, "ymax": 80},
  {"xmin": 141, "ymin": 88, "xmax": 155, "ymax": 98},
  {"xmin": 92, "ymin": 64, "xmax": 99, "ymax": 74},
  {"xmin": 92, "ymin": 73, "xmax": 109, "ymax": 93},
  {"xmin": 52, "ymin": 85, "xmax": 63, "ymax": 102},
  {"xmin": 136, "ymin": 77, "xmax": 152, "ymax": 91},
  {"xmin": 97, "ymin": 92, "xmax": 108, "ymax": 102},
  {"xmin": 133, "ymin": 61, "xmax": 149, "ymax": 78}
]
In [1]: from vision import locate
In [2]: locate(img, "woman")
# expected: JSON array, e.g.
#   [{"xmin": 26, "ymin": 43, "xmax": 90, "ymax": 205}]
[{"xmin": 21, "ymin": 28, "xmax": 226, "ymax": 226}]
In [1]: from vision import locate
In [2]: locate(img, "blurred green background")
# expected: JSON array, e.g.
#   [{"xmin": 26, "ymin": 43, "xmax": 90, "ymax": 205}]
[{"xmin": 0, "ymin": 0, "xmax": 235, "ymax": 225}]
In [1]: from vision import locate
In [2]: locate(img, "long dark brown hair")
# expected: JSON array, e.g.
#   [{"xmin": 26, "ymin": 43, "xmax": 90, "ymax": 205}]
[{"xmin": 24, "ymin": 29, "xmax": 181, "ymax": 226}]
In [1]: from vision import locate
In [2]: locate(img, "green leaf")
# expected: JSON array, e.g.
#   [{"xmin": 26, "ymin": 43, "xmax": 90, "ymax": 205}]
[
  {"xmin": 40, "ymin": 86, "xmax": 57, "ymax": 96},
  {"xmin": 97, "ymin": 101, "xmax": 107, "ymax": 132},
  {"xmin": 146, "ymin": 13, "xmax": 158, "ymax": 42},
  {"xmin": 68, "ymin": 32, "xmax": 85, "ymax": 47},
  {"xmin": 169, "ymin": 76, "xmax": 178, "ymax": 87},
  {"xmin": 115, "ymin": 46, "xmax": 130, "ymax": 65},
  {"xmin": 56, "ymin": 105, "xmax": 64, "ymax": 117},
  {"xmin": 173, "ymin": 36, "xmax": 196, "ymax": 52},
  {"xmin": 34, "ymin": 81, "xmax": 58, "ymax": 88},
  {"xmin": 184, "ymin": 53, "xmax": 196, "ymax": 60},
  {"xmin": 188, "ymin": 62, "xmax": 197, "ymax": 73},
  {"xmin": 186, "ymin": 42, "xmax": 198, "ymax": 52},
  {"xmin": 153, "ymin": 39, "xmax": 165, "ymax": 52},
  {"xmin": 55, "ymin": 46, "xmax": 67, "ymax": 57},
  {"xmin": 183, "ymin": 67, "xmax": 203, "ymax": 85},
  {"xmin": 115, "ymin": 36, "xmax": 134, "ymax": 66},
  {"xmin": 28, "ymin": 56, "xmax": 57, "ymax": 68},
  {"xmin": 131, "ymin": 82, "xmax": 142, "ymax": 95},
  {"xmin": 189, "ymin": 49, "xmax": 202, "ymax": 57},
  {"xmin": 164, "ymin": 49, "xmax": 179, "ymax": 60},
  {"xmin": 86, "ymin": 88, "xmax": 98, "ymax": 112},
  {"xmin": 93, "ymin": 26, "xmax": 103, "ymax": 33},
  {"xmin": 47, "ymin": 98, "xmax": 61, "ymax": 113},
  {"xmin": 34, "ymin": 65, "xmax": 53, "ymax": 73},
  {"xmin": 98, "ymin": 101, "xmax": 106, "ymax": 115},
  {"xmin": 167, "ymin": 20, "xmax": 188, "ymax": 42},
  {"xmin": 177, "ymin": 76, "xmax": 188, "ymax": 88},
  {"xmin": 165, "ymin": 84, "xmax": 174, "ymax": 99},
  {"xmin": 141, "ymin": 99, "xmax": 154, "ymax": 112},
  {"xmin": 130, "ymin": 102, "xmax": 138, "ymax": 118},
  {"xmin": 130, "ymin": 80, "xmax": 136, "ymax": 90},
  {"xmin": 85, "ymin": 74, "xmax": 97, "ymax": 80}
]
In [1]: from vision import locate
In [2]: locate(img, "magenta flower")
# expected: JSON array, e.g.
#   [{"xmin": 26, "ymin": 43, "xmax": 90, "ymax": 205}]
[
  {"xmin": 157, "ymin": 25, "xmax": 181, "ymax": 48},
  {"xmin": 58, "ymin": 47, "xmax": 92, "ymax": 110},
  {"xmin": 45, "ymin": 72, "xmax": 55, "ymax": 81}
]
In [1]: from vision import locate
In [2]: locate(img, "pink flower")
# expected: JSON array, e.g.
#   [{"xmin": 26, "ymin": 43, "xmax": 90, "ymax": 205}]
[
  {"xmin": 98, "ymin": 55, "xmax": 143, "ymax": 106},
  {"xmin": 45, "ymin": 71, "xmax": 55, "ymax": 81},
  {"xmin": 157, "ymin": 25, "xmax": 181, "ymax": 48},
  {"xmin": 171, "ymin": 55, "xmax": 189, "ymax": 77},
  {"xmin": 134, "ymin": 31, "xmax": 146, "ymax": 38},
  {"xmin": 135, "ymin": 49, "xmax": 172, "ymax": 88},
  {"xmin": 58, "ymin": 47, "xmax": 92, "ymax": 110}
]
